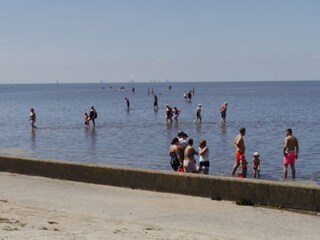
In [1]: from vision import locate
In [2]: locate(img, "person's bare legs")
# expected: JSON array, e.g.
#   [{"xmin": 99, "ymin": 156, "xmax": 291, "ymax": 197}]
[
  {"xmin": 290, "ymin": 163, "xmax": 296, "ymax": 179},
  {"xmin": 283, "ymin": 164, "xmax": 288, "ymax": 180},
  {"xmin": 231, "ymin": 162, "xmax": 240, "ymax": 176}
]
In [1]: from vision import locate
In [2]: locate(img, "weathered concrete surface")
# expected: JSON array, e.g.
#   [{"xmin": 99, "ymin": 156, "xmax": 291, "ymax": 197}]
[
  {"xmin": 0, "ymin": 155, "xmax": 319, "ymax": 212},
  {"xmin": 0, "ymin": 172, "xmax": 319, "ymax": 240}
]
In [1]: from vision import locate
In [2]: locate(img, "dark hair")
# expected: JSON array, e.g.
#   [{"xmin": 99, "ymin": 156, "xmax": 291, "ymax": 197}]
[
  {"xmin": 286, "ymin": 128, "xmax": 292, "ymax": 135},
  {"xmin": 171, "ymin": 137, "xmax": 179, "ymax": 145},
  {"xmin": 199, "ymin": 139, "xmax": 206, "ymax": 146},
  {"xmin": 188, "ymin": 138, "xmax": 193, "ymax": 146},
  {"xmin": 240, "ymin": 127, "xmax": 246, "ymax": 134}
]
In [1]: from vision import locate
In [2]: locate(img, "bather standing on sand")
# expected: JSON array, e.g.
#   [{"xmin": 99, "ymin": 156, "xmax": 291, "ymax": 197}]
[
  {"xmin": 29, "ymin": 108, "xmax": 37, "ymax": 129},
  {"xmin": 283, "ymin": 128, "xmax": 299, "ymax": 180},
  {"xmin": 232, "ymin": 128, "xmax": 246, "ymax": 176}
]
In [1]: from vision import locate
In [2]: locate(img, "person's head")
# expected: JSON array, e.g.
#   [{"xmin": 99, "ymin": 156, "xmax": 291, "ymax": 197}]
[
  {"xmin": 178, "ymin": 131, "xmax": 183, "ymax": 138},
  {"xmin": 30, "ymin": 108, "xmax": 34, "ymax": 112},
  {"xmin": 125, "ymin": 97, "xmax": 127, "ymax": 100},
  {"xmin": 253, "ymin": 152, "xmax": 260, "ymax": 158},
  {"xmin": 171, "ymin": 137, "xmax": 179, "ymax": 145},
  {"xmin": 239, "ymin": 127, "xmax": 246, "ymax": 136},
  {"xmin": 91, "ymin": 106, "xmax": 94, "ymax": 110},
  {"xmin": 187, "ymin": 138, "xmax": 193, "ymax": 146},
  {"xmin": 84, "ymin": 112, "xmax": 88, "ymax": 116},
  {"xmin": 198, "ymin": 104, "xmax": 201, "ymax": 108},
  {"xmin": 199, "ymin": 139, "xmax": 206, "ymax": 148},
  {"xmin": 174, "ymin": 107, "xmax": 177, "ymax": 110},
  {"xmin": 182, "ymin": 132, "xmax": 188, "ymax": 139},
  {"xmin": 225, "ymin": 102, "xmax": 228, "ymax": 105},
  {"xmin": 286, "ymin": 128, "xmax": 292, "ymax": 136}
]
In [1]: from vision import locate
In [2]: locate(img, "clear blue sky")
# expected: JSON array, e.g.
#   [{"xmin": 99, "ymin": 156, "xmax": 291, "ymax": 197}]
[{"xmin": 1, "ymin": 0, "xmax": 320, "ymax": 83}]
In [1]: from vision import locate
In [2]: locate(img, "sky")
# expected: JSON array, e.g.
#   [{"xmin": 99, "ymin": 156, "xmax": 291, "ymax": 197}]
[{"xmin": 0, "ymin": 0, "xmax": 320, "ymax": 83}]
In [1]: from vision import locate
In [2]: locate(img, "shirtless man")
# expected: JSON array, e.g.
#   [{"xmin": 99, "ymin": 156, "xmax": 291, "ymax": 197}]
[
  {"xmin": 194, "ymin": 104, "xmax": 202, "ymax": 123},
  {"xmin": 29, "ymin": 108, "xmax": 37, "ymax": 129},
  {"xmin": 219, "ymin": 102, "xmax": 228, "ymax": 124},
  {"xmin": 283, "ymin": 128, "xmax": 299, "ymax": 180},
  {"xmin": 232, "ymin": 128, "xmax": 246, "ymax": 176}
]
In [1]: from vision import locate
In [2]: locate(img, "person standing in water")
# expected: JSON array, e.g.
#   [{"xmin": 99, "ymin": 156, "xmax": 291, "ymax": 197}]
[
  {"xmin": 154, "ymin": 95, "xmax": 159, "ymax": 110},
  {"xmin": 89, "ymin": 106, "xmax": 97, "ymax": 128},
  {"xmin": 198, "ymin": 140, "xmax": 210, "ymax": 174},
  {"xmin": 283, "ymin": 128, "xmax": 299, "ymax": 180},
  {"xmin": 219, "ymin": 102, "xmax": 228, "ymax": 124},
  {"xmin": 194, "ymin": 104, "xmax": 202, "ymax": 123},
  {"xmin": 165, "ymin": 104, "xmax": 173, "ymax": 123},
  {"xmin": 125, "ymin": 97, "xmax": 130, "ymax": 109},
  {"xmin": 232, "ymin": 128, "xmax": 246, "ymax": 176},
  {"xmin": 29, "ymin": 108, "xmax": 37, "ymax": 129},
  {"xmin": 84, "ymin": 113, "xmax": 90, "ymax": 126},
  {"xmin": 173, "ymin": 107, "xmax": 180, "ymax": 122}
]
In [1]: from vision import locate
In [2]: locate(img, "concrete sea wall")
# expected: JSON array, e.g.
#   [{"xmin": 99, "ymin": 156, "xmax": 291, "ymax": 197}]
[{"xmin": 0, "ymin": 155, "xmax": 319, "ymax": 212}]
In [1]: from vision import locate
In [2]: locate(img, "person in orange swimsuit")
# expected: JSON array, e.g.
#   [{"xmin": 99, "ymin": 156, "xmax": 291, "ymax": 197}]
[{"xmin": 232, "ymin": 128, "xmax": 246, "ymax": 176}]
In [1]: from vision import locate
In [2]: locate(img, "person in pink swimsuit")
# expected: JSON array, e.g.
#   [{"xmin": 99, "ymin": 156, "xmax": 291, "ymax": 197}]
[{"xmin": 283, "ymin": 128, "xmax": 299, "ymax": 180}]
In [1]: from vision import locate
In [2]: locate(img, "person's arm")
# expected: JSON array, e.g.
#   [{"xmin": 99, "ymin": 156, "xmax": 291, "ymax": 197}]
[
  {"xmin": 193, "ymin": 148, "xmax": 199, "ymax": 155},
  {"xmin": 283, "ymin": 138, "xmax": 288, "ymax": 156},
  {"xmin": 199, "ymin": 147, "xmax": 208, "ymax": 156}
]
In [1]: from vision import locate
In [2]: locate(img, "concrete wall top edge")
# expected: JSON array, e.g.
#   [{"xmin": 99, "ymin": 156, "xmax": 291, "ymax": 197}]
[{"xmin": 0, "ymin": 154, "xmax": 319, "ymax": 190}]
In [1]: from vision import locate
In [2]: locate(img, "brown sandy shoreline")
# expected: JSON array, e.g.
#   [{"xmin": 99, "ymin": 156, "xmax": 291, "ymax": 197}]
[{"xmin": 0, "ymin": 172, "xmax": 319, "ymax": 240}]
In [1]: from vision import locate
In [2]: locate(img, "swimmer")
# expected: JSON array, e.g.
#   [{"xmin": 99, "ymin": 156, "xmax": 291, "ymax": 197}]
[
  {"xmin": 187, "ymin": 91, "xmax": 192, "ymax": 102},
  {"xmin": 154, "ymin": 95, "xmax": 159, "ymax": 110},
  {"xmin": 165, "ymin": 104, "xmax": 173, "ymax": 123},
  {"xmin": 29, "ymin": 108, "xmax": 37, "ymax": 129},
  {"xmin": 183, "ymin": 139, "xmax": 199, "ymax": 173},
  {"xmin": 125, "ymin": 97, "xmax": 130, "ymax": 109},
  {"xmin": 194, "ymin": 104, "xmax": 202, "ymax": 123},
  {"xmin": 232, "ymin": 128, "xmax": 246, "ymax": 176},
  {"xmin": 283, "ymin": 128, "xmax": 299, "ymax": 180},
  {"xmin": 219, "ymin": 102, "xmax": 228, "ymax": 124},
  {"xmin": 239, "ymin": 155, "xmax": 248, "ymax": 178},
  {"xmin": 89, "ymin": 106, "xmax": 97, "ymax": 128},
  {"xmin": 198, "ymin": 140, "xmax": 210, "ymax": 175},
  {"xmin": 169, "ymin": 137, "xmax": 180, "ymax": 171},
  {"xmin": 173, "ymin": 107, "xmax": 181, "ymax": 122},
  {"xmin": 252, "ymin": 152, "xmax": 261, "ymax": 178},
  {"xmin": 84, "ymin": 112, "xmax": 90, "ymax": 126}
]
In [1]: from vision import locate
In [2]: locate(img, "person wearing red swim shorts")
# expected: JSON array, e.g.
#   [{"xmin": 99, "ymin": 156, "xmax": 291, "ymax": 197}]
[
  {"xmin": 232, "ymin": 128, "xmax": 246, "ymax": 176},
  {"xmin": 283, "ymin": 128, "xmax": 299, "ymax": 180}
]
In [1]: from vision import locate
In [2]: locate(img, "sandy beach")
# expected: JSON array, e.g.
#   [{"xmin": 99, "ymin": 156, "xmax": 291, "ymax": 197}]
[{"xmin": 0, "ymin": 172, "xmax": 319, "ymax": 240}]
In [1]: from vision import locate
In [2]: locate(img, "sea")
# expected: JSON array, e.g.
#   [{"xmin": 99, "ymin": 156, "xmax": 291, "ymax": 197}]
[{"xmin": 0, "ymin": 81, "xmax": 319, "ymax": 184}]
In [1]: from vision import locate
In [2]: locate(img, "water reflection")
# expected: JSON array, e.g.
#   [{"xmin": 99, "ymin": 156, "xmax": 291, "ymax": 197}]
[{"xmin": 30, "ymin": 128, "xmax": 36, "ymax": 150}]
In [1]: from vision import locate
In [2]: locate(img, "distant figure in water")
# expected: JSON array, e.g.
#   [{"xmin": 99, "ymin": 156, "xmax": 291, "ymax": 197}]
[
  {"xmin": 173, "ymin": 107, "xmax": 181, "ymax": 122},
  {"xmin": 183, "ymin": 91, "xmax": 187, "ymax": 99},
  {"xmin": 219, "ymin": 102, "xmax": 228, "ymax": 124},
  {"xmin": 132, "ymin": 87, "xmax": 135, "ymax": 93},
  {"xmin": 168, "ymin": 85, "xmax": 172, "ymax": 90},
  {"xmin": 29, "ymin": 108, "xmax": 37, "ymax": 129},
  {"xmin": 89, "ymin": 106, "xmax": 97, "ymax": 128},
  {"xmin": 125, "ymin": 97, "xmax": 130, "ymax": 109},
  {"xmin": 147, "ymin": 88, "xmax": 150, "ymax": 95},
  {"xmin": 283, "ymin": 128, "xmax": 299, "ymax": 180},
  {"xmin": 84, "ymin": 113, "xmax": 90, "ymax": 126},
  {"xmin": 192, "ymin": 88, "xmax": 195, "ymax": 95},
  {"xmin": 151, "ymin": 88, "xmax": 154, "ymax": 95},
  {"xmin": 154, "ymin": 95, "xmax": 159, "ymax": 110},
  {"xmin": 165, "ymin": 104, "xmax": 173, "ymax": 123},
  {"xmin": 187, "ymin": 91, "xmax": 192, "ymax": 102},
  {"xmin": 194, "ymin": 104, "xmax": 202, "ymax": 123}
]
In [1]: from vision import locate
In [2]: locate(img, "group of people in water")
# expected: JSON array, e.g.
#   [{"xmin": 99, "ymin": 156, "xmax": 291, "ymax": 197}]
[
  {"xmin": 169, "ymin": 127, "xmax": 299, "ymax": 180},
  {"xmin": 29, "ymin": 86, "xmax": 299, "ymax": 181}
]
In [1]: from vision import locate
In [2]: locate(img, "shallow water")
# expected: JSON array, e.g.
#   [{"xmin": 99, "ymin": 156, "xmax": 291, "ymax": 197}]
[{"xmin": 0, "ymin": 81, "xmax": 319, "ymax": 183}]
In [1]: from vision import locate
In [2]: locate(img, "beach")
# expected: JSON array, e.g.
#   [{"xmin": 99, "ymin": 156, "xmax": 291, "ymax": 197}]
[{"xmin": 0, "ymin": 172, "xmax": 319, "ymax": 240}]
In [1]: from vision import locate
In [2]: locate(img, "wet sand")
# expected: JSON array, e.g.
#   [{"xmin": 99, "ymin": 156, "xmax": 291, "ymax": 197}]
[{"xmin": 0, "ymin": 172, "xmax": 319, "ymax": 240}]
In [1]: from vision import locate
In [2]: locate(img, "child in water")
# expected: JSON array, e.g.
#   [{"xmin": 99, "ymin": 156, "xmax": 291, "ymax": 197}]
[
  {"xmin": 252, "ymin": 152, "xmax": 261, "ymax": 178},
  {"xmin": 239, "ymin": 155, "xmax": 248, "ymax": 178},
  {"xmin": 84, "ymin": 113, "xmax": 90, "ymax": 126}
]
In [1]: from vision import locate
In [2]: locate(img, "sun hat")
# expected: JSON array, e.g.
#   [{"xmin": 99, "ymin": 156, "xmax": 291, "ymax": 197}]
[{"xmin": 253, "ymin": 152, "xmax": 260, "ymax": 157}]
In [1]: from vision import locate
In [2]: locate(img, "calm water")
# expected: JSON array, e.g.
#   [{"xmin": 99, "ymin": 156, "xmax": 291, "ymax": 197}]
[{"xmin": 0, "ymin": 81, "xmax": 319, "ymax": 183}]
